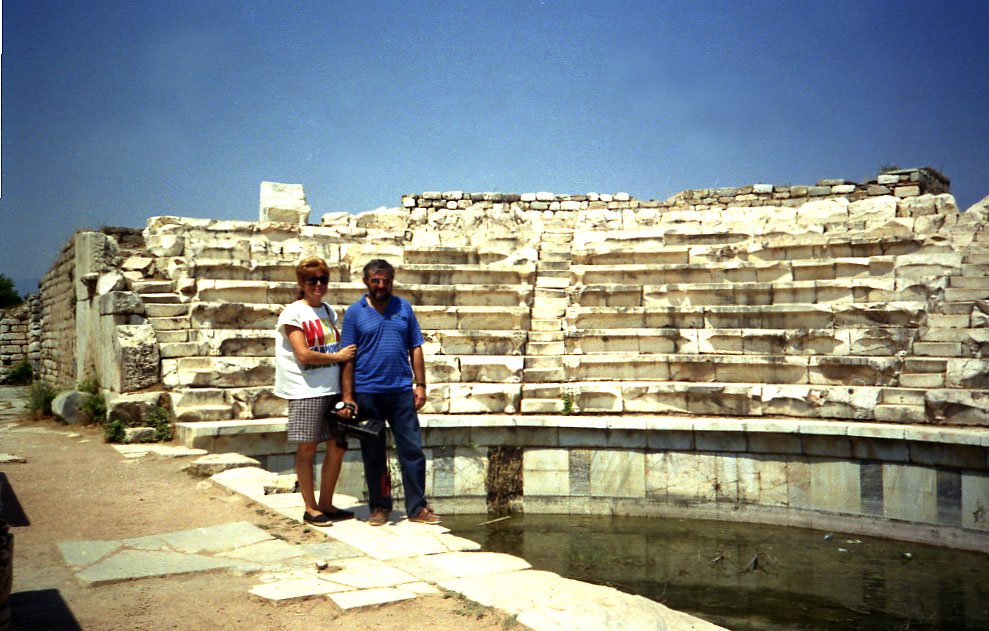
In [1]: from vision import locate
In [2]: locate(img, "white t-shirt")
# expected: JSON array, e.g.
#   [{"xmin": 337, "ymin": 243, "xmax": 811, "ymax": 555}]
[{"xmin": 274, "ymin": 300, "xmax": 342, "ymax": 399}]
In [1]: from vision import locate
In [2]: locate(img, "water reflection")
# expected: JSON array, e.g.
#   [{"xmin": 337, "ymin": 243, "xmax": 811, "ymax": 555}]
[{"xmin": 444, "ymin": 514, "xmax": 989, "ymax": 630}]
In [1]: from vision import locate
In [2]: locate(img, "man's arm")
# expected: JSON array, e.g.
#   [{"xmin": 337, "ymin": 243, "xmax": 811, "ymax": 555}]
[
  {"xmin": 342, "ymin": 359, "xmax": 356, "ymax": 406},
  {"xmin": 410, "ymin": 345, "xmax": 426, "ymax": 410}
]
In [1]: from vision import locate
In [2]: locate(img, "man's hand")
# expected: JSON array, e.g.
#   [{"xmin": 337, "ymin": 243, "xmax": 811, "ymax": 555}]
[{"xmin": 413, "ymin": 385, "xmax": 426, "ymax": 410}]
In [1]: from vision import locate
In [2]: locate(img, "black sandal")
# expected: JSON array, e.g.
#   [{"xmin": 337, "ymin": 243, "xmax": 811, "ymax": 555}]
[
  {"xmin": 302, "ymin": 511, "xmax": 334, "ymax": 526},
  {"xmin": 324, "ymin": 508, "xmax": 355, "ymax": 522}
]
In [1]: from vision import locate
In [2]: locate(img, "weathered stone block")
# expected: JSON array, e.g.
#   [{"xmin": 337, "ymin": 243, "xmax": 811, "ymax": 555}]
[
  {"xmin": 572, "ymin": 384, "xmax": 623, "ymax": 413},
  {"xmin": 448, "ymin": 384, "xmax": 520, "ymax": 414},
  {"xmin": 74, "ymin": 232, "xmax": 120, "ymax": 301},
  {"xmin": 590, "ymin": 449, "xmax": 644, "ymax": 498},
  {"xmin": 123, "ymin": 427, "xmax": 157, "ymax": 443},
  {"xmin": 107, "ymin": 391, "xmax": 171, "ymax": 425},
  {"xmin": 457, "ymin": 356, "xmax": 523, "ymax": 383},
  {"xmin": 98, "ymin": 291, "xmax": 145, "ymax": 316},
  {"xmin": 883, "ymin": 463, "xmax": 938, "ymax": 524},
  {"xmin": 52, "ymin": 390, "xmax": 88, "ymax": 425},
  {"xmin": 259, "ymin": 182, "xmax": 311, "ymax": 224},
  {"xmin": 114, "ymin": 324, "xmax": 161, "ymax": 392},
  {"xmin": 183, "ymin": 453, "xmax": 262, "ymax": 477},
  {"xmin": 810, "ymin": 459, "xmax": 861, "ymax": 515}
]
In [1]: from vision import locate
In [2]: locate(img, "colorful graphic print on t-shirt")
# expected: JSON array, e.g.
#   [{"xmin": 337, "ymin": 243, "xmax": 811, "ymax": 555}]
[{"xmin": 300, "ymin": 314, "xmax": 339, "ymax": 369}]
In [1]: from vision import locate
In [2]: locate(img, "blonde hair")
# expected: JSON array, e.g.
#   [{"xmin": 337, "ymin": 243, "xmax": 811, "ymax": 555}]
[{"xmin": 295, "ymin": 257, "xmax": 331, "ymax": 299}]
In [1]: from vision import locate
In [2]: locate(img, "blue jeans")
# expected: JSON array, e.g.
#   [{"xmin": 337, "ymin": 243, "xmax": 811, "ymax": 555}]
[{"xmin": 355, "ymin": 390, "xmax": 427, "ymax": 516}]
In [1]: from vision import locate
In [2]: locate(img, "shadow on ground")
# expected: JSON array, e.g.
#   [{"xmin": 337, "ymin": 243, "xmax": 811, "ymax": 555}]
[
  {"xmin": 0, "ymin": 474, "xmax": 28, "ymax": 527},
  {"xmin": 10, "ymin": 589, "xmax": 82, "ymax": 630}
]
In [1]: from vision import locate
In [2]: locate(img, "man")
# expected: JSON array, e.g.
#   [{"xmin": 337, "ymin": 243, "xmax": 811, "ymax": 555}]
[{"xmin": 340, "ymin": 259, "xmax": 441, "ymax": 526}]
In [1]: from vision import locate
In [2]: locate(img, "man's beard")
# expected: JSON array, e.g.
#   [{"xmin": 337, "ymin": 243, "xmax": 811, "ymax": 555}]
[{"xmin": 369, "ymin": 288, "xmax": 391, "ymax": 303}]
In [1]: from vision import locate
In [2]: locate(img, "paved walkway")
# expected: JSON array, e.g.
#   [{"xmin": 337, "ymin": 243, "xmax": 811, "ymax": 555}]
[
  {"xmin": 54, "ymin": 455, "xmax": 724, "ymax": 630},
  {"xmin": 58, "ymin": 460, "xmax": 723, "ymax": 629},
  {"xmin": 0, "ymin": 384, "xmax": 720, "ymax": 630}
]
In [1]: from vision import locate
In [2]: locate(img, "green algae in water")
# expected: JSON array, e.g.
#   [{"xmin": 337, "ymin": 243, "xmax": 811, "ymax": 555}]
[{"xmin": 444, "ymin": 514, "xmax": 989, "ymax": 630}]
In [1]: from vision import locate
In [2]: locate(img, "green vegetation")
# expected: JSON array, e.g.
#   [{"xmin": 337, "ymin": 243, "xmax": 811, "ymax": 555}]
[
  {"xmin": 25, "ymin": 381, "xmax": 56, "ymax": 417},
  {"xmin": 102, "ymin": 417, "xmax": 125, "ymax": 443},
  {"xmin": 6, "ymin": 361, "xmax": 33, "ymax": 385},
  {"xmin": 0, "ymin": 273, "xmax": 22, "ymax": 309},
  {"xmin": 443, "ymin": 590, "xmax": 490, "ymax": 620},
  {"xmin": 561, "ymin": 393, "xmax": 574, "ymax": 415},
  {"xmin": 102, "ymin": 404, "xmax": 173, "ymax": 444},
  {"xmin": 21, "ymin": 376, "xmax": 171, "ymax": 444},
  {"xmin": 77, "ymin": 378, "xmax": 100, "ymax": 395},
  {"xmin": 80, "ymin": 390, "xmax": 107, "ymax": 424},
  {"xmin": 77, "ymin": 378, "xmax": 115, "ymax": 440},
  {"xmin": 146, "ymin": 405, "xmax": 173, "ymax": 442}
]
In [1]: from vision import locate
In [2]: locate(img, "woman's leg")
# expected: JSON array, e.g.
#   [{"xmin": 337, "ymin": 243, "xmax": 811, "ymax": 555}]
[
  {"xmin": 317, "ymin": 440, "xmax": 346, "ymax": 512},
  {"xmin": 295, "ymin": 442, "xmax": 321, "ymax": 516}
]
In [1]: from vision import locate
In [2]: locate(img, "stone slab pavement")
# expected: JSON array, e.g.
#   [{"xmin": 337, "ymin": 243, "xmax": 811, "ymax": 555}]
[
  {"xmin": 55, "ymin": 462, "xmax": 724, "ymax": 629},
  {"xmin": 1, "ymin": 385, "xmax": 722, "ymax": 629}
]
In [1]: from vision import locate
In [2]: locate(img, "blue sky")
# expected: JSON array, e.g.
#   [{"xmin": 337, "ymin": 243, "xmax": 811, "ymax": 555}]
[{"xmin": 2, "ymin": 0, "xmax": 987, "ymax": 295}]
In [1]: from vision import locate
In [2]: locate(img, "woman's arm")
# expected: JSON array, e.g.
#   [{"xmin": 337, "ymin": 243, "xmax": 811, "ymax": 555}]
[{"xmin": 285, "ymin": 325, "xmax": 356, "ymax": 365}]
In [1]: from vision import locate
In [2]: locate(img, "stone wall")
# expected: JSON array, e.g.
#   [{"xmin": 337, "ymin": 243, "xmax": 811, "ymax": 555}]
[
  {"xmin": 39, "ymin": 239, "xmax": 77, "ymax": 389},
  {"xmin": 401, "ymin": 166, "xmax": 951, "ymax": 213},
  {"xmin": 37, "ymin": 227, "xmax": 156, "ymax": 392},
  {"xmin": 0, "ymin": 296, "xmax": 41, "ymax": 382}
]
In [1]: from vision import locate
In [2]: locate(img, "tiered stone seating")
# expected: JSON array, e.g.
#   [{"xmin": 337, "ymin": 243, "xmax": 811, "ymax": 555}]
[
  {"xmin": 132, "ymin": 215, "xmax": 541, "ymax": 432},
  {"xmin": 403, "ymin": 246, "xmax": 536, "ymax": 416},
  {"xmin": 125, "ymin": 179, "xmax": 989, "ymax": 457},
  {"xmin": 546, "ymin": 192, "xmax": 988, "ymax": 426},
  {"xmin": 137, "ymin": 218, "xmax": 354, "ymax": 424}
]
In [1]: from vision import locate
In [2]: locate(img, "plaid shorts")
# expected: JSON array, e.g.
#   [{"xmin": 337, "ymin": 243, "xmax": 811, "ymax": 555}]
[{"xmin": 287, "ymin": 395, "xmax": 348, "ymax": 448}]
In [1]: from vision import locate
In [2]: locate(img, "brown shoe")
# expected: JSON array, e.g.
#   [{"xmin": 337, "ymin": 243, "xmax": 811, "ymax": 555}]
[
  {"xmin": 408, "ymin": 506, "xmax": 442, "ymax": 525},
  {"xmin": 368, "ymin": 507, "xmax": 390, "ymax": 526}
]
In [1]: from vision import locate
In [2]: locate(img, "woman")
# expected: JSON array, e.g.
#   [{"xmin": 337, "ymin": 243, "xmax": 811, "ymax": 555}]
[{"xmin": 274, "ymin": 256, "xmax": 357, "ymax": 525}]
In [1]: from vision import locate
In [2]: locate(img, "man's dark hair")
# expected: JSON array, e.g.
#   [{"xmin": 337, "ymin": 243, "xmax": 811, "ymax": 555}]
[{"xmin": 363, "ymin": 259, "xmax": 395, "ymax": 279}]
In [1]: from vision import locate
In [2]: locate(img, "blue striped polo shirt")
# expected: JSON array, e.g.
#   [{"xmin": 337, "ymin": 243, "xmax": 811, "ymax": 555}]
[{"xmin": 340, "ymin": 295, "xmax": 425, "ymax": 394}]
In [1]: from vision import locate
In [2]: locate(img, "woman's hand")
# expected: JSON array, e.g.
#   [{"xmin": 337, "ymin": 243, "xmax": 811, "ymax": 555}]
[{"xmin": 332, "ymin": 344, "xmax": 356, "ymax": 363}]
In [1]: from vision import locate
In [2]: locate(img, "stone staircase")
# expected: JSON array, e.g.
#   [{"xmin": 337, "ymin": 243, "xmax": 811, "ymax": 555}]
[
  {"xmin": 112, "ymin": 180, "xmax": 989, "ymax": 455},
  {"xmin": 521, "ymin": 226, "xmax": 575, "ymax": 400}
]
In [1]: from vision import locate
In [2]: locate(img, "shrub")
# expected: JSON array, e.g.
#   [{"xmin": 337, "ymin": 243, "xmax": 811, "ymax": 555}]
[
  {"xmin": 77, "ymin": 378, "xmax": 100, "ymax": 395},
  {"xmin": 147, "ymin": 405, "xmax": 173, "ymax": 442},
  {"xmin": 81, "ymin": 392, "xmax": 106, "ymax": 425},
  {"xmin": 25, "ymin": 381, "xmax": 56, "ymax": 417},
  {"xmin": 6, "ymin": 361, "xmax": 33, "ymax": 386},
  {"xmin": 102, "ymin": 418, "xmax": 125, "ymax": 443},
  {"xmin": 102, "ymin": 404, "xmax": 173, "ymax": 444}
]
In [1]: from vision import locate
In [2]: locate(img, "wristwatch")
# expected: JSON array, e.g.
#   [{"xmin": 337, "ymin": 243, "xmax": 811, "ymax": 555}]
[{"xmin": 414, "ymin": 383, "xmax": 426, "ymax": 389}]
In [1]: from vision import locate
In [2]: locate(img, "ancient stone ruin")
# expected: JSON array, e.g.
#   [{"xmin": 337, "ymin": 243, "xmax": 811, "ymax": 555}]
[{"xmin": 18, "ymin": 168, "xmax": 989, "ymax": 551}]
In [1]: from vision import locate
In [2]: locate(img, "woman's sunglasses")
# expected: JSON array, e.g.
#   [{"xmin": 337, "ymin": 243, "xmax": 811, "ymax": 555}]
[{"xmin": 303, "ymin": 275, "xmax": 330, "ymax": 286}]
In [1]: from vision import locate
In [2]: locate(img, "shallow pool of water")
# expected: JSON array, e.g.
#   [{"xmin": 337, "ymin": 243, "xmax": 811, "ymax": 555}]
[{"xmin": 444, "ymin": 514, "xmax": 989, "ymax": 630}]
